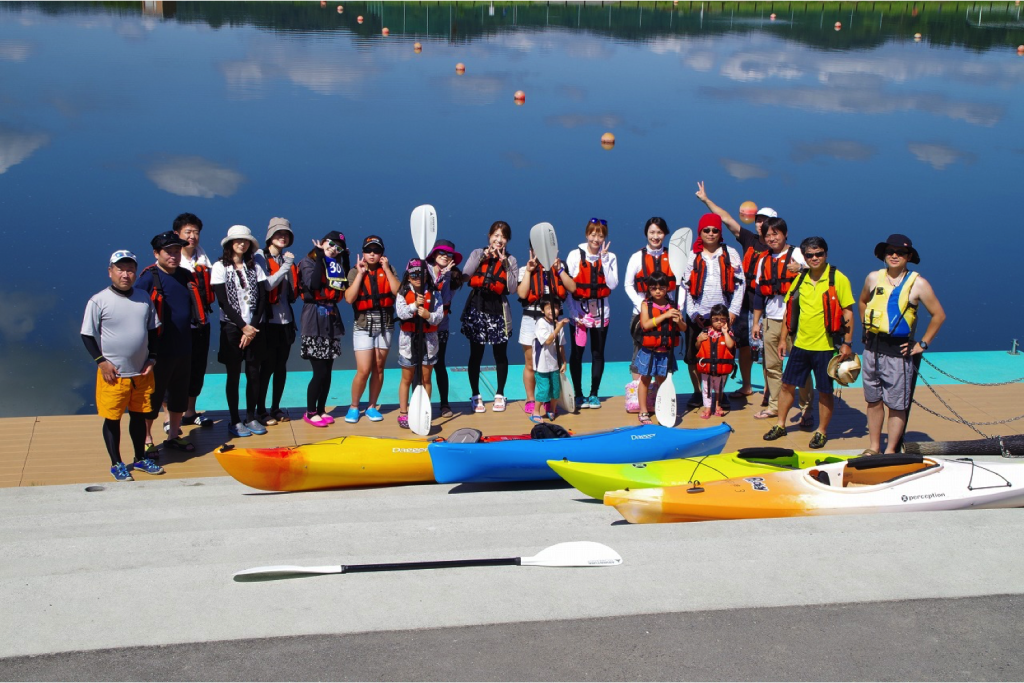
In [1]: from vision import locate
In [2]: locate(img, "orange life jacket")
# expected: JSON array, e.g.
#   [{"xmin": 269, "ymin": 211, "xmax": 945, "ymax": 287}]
[
  {"xmin": 468, "ymin": 256, "xmax": 509, "ymax": 295},
  {"xmin": 141, "ymin": 264, "xmax": 208, "ymax": 333},
  {"xmin": 353, "ymin": 266, "xmax": 395, "ymax": 312},
  {"xmin": 399, "ymin": 290, "xmax": 438, "ymax": 333},
  {"xmin": 640, "ymin": 301, "xmax": 680, "ymax": 350},
  {"xmin": 633, "ymin": 250, "xmax": 676, "ymax": 295},
  {"xmin": 742, "ymin": 244, "xmax": 768, "ymax": 292},
  {"xmin": 525, "ymin": 266, "xmax": 568, "ymax": 304},
  {"xmin": 572, "ymin": 249, "xmax": 611, "ymax": 300},
  {"xmin": 266, "ymin": 258, "xmax": 300, "ymax": 305},
  {"xmin": 191, "ymin": 263, "xmax": 214, "ymax": 313},
  {"xmin": 785, "ymin": 265, "xmax": 847, "ymax": 342},
  {"xmin": 758, "ymin": 246, "xmax": 798, "ymax": 297},
  {"xmin": 688, "ymin": 249, "xmax": 736, "ymax": 299},
  {"xmin": 696, "ymin": 332, "xmax": 735, "ymax": 377}
]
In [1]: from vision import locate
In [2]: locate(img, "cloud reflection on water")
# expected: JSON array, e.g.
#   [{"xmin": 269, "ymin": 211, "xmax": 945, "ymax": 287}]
[
  {"xmin": 146, "ymin": 156, "xmax": 245, "ymax": 198},
  {"xmin": 0, "ymin": 40, "xmax": 31, "ymax": 61},
  {"xmin": 907, "ymin": 143, "xmax": 976, "ymax": 170},
  {"xmin": 792, "ymin": 139, "xmax": 876, "ymax": 164},
  {"xmin": 720, "ymin": 158, "xmax": 770, "ymax": 181},
  {"xmin": 0, "ymin": 126, "xmax": 49, "ymax": 175}
]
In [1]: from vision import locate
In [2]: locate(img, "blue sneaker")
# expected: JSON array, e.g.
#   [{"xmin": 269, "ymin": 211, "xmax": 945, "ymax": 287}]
[
  {"xmin": 229, "ymin": 422, "xmax": 252, "ymax": 438},
  {"xmin": 110, "ymin": 463, "xmax": 134, "ymax": 482},
  {"xmin": 345, "ymin": 406, "xmax": 360, "ymax": 424},
  {"xmin": 245, "ymin": 419, "xmax": 268, "ymax": 435},
  {"xmin": 132, "ymin": 458, "xmax": 165, "ymax": 475},
  {"xmin": 587, "ymin": 395, "xmax": 601, "ymax": 409},
  {"xmin": 574, "ymin": 396, "xmax": 587, "ymax": 411},
  {"xmin": 365, "ymin": 407, "xmax": 384, "ymax": 422}
]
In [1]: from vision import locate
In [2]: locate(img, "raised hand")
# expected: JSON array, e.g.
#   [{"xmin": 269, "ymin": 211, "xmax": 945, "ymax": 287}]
[{"xmin": 695, "ymin": 180, "xmax": 708, "ymax": 202}]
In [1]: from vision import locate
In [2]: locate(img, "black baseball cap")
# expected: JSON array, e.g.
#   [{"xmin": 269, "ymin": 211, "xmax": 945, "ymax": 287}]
[{"xmin": 151, "ymin": 231, "xmax": 189, "ymax": 251}]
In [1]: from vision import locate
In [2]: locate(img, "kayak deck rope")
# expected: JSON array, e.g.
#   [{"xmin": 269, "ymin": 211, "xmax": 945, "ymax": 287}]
[{"xmin": 953, "ymin": 458, "xmax": 1013, "ymax": 491}]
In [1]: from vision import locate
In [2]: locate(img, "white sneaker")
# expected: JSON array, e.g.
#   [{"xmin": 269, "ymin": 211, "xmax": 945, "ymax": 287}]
[
  {"xmin": 472, "ymin": 395, "xmax": 485, "ymax": 413},
  {"xmin": 492, "ymin": 394, "xmax": 507, "ymax": 412}
]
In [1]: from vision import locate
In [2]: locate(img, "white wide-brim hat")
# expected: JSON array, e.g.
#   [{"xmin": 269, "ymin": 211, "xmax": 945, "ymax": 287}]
[{"xmin": 221, "ymin": 224, "xmax": 260, "ymax": 250}]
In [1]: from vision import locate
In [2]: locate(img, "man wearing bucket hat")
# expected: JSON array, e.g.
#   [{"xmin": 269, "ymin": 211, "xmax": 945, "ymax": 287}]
[
  {"xmin": 763, "ymin": 236, "xmax": 855, "ymax": 449},
  {"xmin": 858, "ymin": 234, "xmax": 945, "ymax": 455},
  {"xmin": 254, "ymin": 217, "xmax": 298, "ymax": 425}
]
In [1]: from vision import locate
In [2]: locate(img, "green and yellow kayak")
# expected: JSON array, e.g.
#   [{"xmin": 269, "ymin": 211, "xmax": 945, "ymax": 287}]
[{"xmin": 548, "ymin": 447, "xmax": 854, "ymax": 500}]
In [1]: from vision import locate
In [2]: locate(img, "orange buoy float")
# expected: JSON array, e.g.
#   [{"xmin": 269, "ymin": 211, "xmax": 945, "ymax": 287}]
[
  {"xmin": 382, "ymin": 27, "xmax": 389, "ymax": 36},
  {"xmin": 514, "ymin": 90, "xmax": 526, "ymax": 104},
  {"xmin": 336, "ymin": 5, "xmax": 342, "ymax": 13},
  {"xmin": 414, "ymin": 42, "xmax": 422, "ymax": 53},
  {"xmin": 601, "ymin": 132, "xmax": 615, "ymax": 150},
  {"xmin": 321, "ymin": 1, "xmax": 327, "ymax": 8},
  {"xmin": 357, "ymin": 15, "xmax": 363, "ymax": 23},
  {"xmin": 834, "ymin": 21, "xmax": 842, "ymax": 31},
  {"xmin": 455, "ymin": 62, "xmax": 466, "ymax": 74},
  {"xmin": 914, "ymin": 33, "xmax": 922, "ymax": 42},
  {"xmin": 770, "ymin": 13, "xmax": 776, "ymax": 20},
  {"xmin": 1018, "ymin": 45, "xmax": 1024, "ymax": 55},
  {"xmin": 739, "ymin": 201, "xmax": 758, "ymax": 217}
]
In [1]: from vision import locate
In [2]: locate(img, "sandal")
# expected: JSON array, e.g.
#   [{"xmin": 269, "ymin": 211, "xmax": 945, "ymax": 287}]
[
  {"xmin": 528, "ymin": 415, "xmax": 544, "ymax": 424},
  {"xmin": 860, "ymin": 449, "xmax": 881, "ymax": 456},
  {"xmin": 731, "ymin": 388, "xmax": 755, "ymax": 398},
  {"xmin": 144, "ymin": 443, "xmax": 158, "ymax": 456},
  {"xmin": 799, "ymin": 412, "xmax": 815, "ymax": 431},
  {"xmin": 638, "ymin": 412, "xmax": 652, "ymax": 425},
  {"xmin": 272, "ymin": 409, "xmax": 290, "ymax": 423},
  {"xmin": 753, "ymin": 410, "xmax": 778, "ymax": 420},
  {"xmin": 163, "ymin": 437, "xmax": 195, "ymax": 453},
  {"xmin": 439, "ymin": 405, "xmax": 454, "ymax": 418},
  {"xmin": 699, "ymin": 408, "xmax": 712, "ymax": 420},
  {"xmin": 492, "ymin": 394, "xmax": 507, "ymax": 412},
  {"xmin": 714, "ymin": 407, "xmax": 727, "ymax": 417}
]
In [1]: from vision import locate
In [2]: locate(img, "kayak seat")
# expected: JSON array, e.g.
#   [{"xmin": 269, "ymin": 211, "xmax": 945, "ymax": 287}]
[
  {"xmin": 446, "ymin": 428, "xmax": 483, "ymax": 444},
  {"xmin": 812, "ymin": 469, "xmax": 831, "ymax": 486},
  {"xmin": 843, "ymin": 459, "xmax": 939, "ymax": 487}
]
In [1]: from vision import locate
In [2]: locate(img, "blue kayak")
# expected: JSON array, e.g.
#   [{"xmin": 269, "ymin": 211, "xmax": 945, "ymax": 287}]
[{"xmin": 428, "ymin": 423, "xmax": 733, "ymax": 484}]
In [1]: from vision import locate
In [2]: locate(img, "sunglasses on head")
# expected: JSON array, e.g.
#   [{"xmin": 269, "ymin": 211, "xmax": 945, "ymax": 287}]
[
  {"xmin": 804, "ymin": 250, "xmax": 826, "ymax": 259},
  {"xmin": 885, "ymin": 248, "xmax": 909, "ymax": 257},
  {"xmin": 364, "ymin": 245, "xmax": 384, "ymax": 255},
  {"xmin": 589, "ymin": 218, "xmax": 608, "ymax": 226},
  {"xmin": 702, "ymin": 227, "xmax": 720, "ymax": 234}
]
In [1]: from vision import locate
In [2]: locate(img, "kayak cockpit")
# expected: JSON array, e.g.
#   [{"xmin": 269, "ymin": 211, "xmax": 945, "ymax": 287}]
[{"xmin": 807, "ymin": 454, "xmax": 941, "ymax": 489}]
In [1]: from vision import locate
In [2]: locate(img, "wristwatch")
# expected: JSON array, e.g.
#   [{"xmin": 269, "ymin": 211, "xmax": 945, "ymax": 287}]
[{"xmin": 919, "ymin": 340, "xmax": 929, "ymax": 350}]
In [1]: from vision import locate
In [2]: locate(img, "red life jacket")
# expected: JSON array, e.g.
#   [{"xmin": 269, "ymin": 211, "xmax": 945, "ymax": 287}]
[
  {"xmin": 572, "ymin": 249, "xmax": 611, "ymax": 300},
  {"xmin": 353, "ymin": 266, "xmax": 395, "ymax": 312},
  {"xmin": 399, "ymin": 290, "xmax": 438, "ymax": 333},
  {"xmin": 468, "ymin": 256, "xmax": 509, "ymax": 295},
  {"xmin": 688, "ymin": 249, "xmax": 736, "ymax": 299},
  {"xmin": 640, "ymin": 301, "xmax": 680, "ymax": 349},
  {"xmin": 141, "ymin": 264, "xmax": 208, "ymax": 333},
  {"xmin": 525, "ymin": 266, "xmax": 568, "ymax": 304},
  {"xmin": 191, "ymin": 263, "xmax": 214, "ymax": 313},
  {"xmin": 266, "ymin": 258, "xmax": 301, "ymax": 305},
  {"xmin": 633, "ymin": 250, "xmax": 676, "ymax": 295},
  {"xmin": 696, "ymin": 332, "xmax": 735, "ymax": 377},
  {"xmin": 742, "ymin": 244, "xmax": 768, "ymax": 292},
  {"xmin": 785, "ymin": 265, "xmax": 847, "ymax": 341},
  {"xmin": 758, "ymin": 246, "xmax": 798, "ymax": 297}
]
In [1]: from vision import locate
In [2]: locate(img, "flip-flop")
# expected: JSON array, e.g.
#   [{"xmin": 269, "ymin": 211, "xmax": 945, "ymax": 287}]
[
  {"xmin": 144, "ymin": 443, "xmax": 158, "ymax": 456},
  {"xmin": 730, "ymin": 389, "xmax": 755, "ymax": 398},
  {"xmin": 753, "ymin": 410, "xmax": 778, "ymax": 420},
  {"xmin": 528, "ymin": 415, "xmax": 544, "ymax": 424},
  {"xmin": 163, "ymin": 437, "xmax": 195, "ymax": 453}
]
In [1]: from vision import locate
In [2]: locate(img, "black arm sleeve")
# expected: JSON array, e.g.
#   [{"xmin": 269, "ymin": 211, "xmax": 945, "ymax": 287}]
[
  {"xmin": 82, "ymin": 334, "xmax": 104, "ymax": 363},
  {"xmin": 148, "ymin": 329, "xmax": 159, "ymax": 359},
  {"xmin": 213, "ymin": 282, "xmax": 248, "ymax": 329},
  {"xmin": 251, "ymin": 284, "xmax": 267, "ymax": 326}
]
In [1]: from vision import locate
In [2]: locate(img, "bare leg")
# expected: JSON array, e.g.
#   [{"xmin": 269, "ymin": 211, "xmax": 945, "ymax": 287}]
[
  {"xmin": 738, "ymin": 346, "xmax": 753, "ymax": 393},
  {"xmin": 885, "ymin": 408, "xmax": 908, "ymax": 454},
  {"xmin": 775, "ymin": 384, "xmax": 796, "ymax": 429},
  {"xmin": 521, "ymin": 345, "xmax": 535, "ymax": 403},
  {"xmin": 817, "ymin": 393, "xmax": 835, "ymax": 434},
  {"xmin": 350, "ymin": 349, "xmax": 373, "ymax": 409},
  {"xmin": 866, "ymin": 400, "xmax": 885, "ymax": 453},
  {"xmin": 367, "ymin": 347, "xmax": 389, "ymax": 408},
  {"xmin": 638, "ymin": 375, "xmax": 651, "ymax": 411},
  {"xmin": 399, "ymin": 367, "xmax": 413, "ymax": 413}
]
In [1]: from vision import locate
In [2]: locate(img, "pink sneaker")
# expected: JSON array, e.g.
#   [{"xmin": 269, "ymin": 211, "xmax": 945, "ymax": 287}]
[{"xmin": 303, "ymin": 413, "xmax": 328, "ymax": 428}]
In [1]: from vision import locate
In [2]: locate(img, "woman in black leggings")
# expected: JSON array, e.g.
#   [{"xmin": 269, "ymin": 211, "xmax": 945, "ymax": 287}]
[
  {"xmin": 297, "ymin": 231, "xmax": 350, "ymax": 427},
  {"xmin": 459, "ymin": 221, "xmax": 520, "ymax": 413}
]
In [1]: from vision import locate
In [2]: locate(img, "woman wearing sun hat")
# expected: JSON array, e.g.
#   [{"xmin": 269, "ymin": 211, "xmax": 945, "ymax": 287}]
[
  {"xmin": 426, "ymin": 239, "xmax": 463, "ymax": 417},
  {"xmin": 211, "ymin": 225, "xmax": 268, "ymax": 438},
  {"xmin": 254, "ymin": 217, "xmax": 298, "ymax": 426}
]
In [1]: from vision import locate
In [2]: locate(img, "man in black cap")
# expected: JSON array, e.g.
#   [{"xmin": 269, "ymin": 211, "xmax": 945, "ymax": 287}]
[
  {"xmin": 858, "ymin": 234, "xmax": 945, "ymax": 454},
  {"xmin": 137, "ymin": 230, "xmax": 198, "ymax": 456}
]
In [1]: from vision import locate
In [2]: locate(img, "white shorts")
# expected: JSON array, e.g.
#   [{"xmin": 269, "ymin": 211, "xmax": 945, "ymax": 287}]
[
  {"xmin": 353, "ymin": 327, "xmax": 393, "ymax": 351},
  {"xmin": 518, "ymin": 314, "xmax": 542, "ymax": 346}
]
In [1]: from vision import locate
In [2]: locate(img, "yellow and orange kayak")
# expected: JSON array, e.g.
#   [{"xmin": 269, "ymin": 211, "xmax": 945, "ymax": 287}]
[{"xmin": 215, "ymin": 436, "xmax": 433, "ymax": 492}]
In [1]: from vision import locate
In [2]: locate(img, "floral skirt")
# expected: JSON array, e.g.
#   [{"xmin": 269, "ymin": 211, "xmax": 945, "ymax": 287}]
[
  {"xmin": 461, "ymin": 306, "xmax": 510, "ymax": 345},
  {"xmin": 300, "ymin": 335, "xmax": 342, "ymax": 361}
]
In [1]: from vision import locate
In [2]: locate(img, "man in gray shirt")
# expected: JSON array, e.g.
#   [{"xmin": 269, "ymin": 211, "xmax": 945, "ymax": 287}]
[{"xmin": 81, "ymin": 250, "xmax": 163, "ymax": 481}]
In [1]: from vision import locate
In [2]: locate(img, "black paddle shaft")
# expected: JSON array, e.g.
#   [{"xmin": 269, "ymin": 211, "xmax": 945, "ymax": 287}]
[{"xmin": 341, "ymin": 557, "xmax": 520, "ymax": 574}]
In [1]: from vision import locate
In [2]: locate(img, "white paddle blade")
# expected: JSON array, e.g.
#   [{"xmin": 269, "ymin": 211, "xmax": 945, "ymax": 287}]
[
  {"xmin": 668, "ymin": 227, "xmax": 691, "ymax": 278},
  {"xmin": 529, "ymin": 222, "xmax": 558, "ymax": 269},
  {"xmin": 408, "ymin": 384, "xmax": 432, "ymax": 436},
  {"xmin": 233, "ymin": 564, "xmax": 343, "ymax": 580},
  {"xmin": 655, "ymin": 373, "xmax": 677, "ymax": 426},
  {"xmin": 411, "ymin": 204, "xmax": 438, "ymax": 260},
  {"xmin": 521, "ymin": 541, "xmax": 622, "ymax": 568},
  {"xmin": 558, "ymin": 370, "xmax": 575, "ymax": 414}
]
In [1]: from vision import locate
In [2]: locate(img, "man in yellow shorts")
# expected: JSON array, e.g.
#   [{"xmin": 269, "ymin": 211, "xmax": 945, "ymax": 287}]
[{"xmin": 81, "ymin": 250, "xmax": 163, "ymax": 481}]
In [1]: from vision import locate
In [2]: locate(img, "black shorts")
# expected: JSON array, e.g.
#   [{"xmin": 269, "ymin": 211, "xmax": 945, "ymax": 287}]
[
  {"xmin": 188, "ymin": 324, "xmax": 211, "ymax": 398},
  {"xmin": 683, "ymin": 317, "xmax": 704, "ymax": 366},
  {"xmin": 782, "ymin": 347, "xmax": 834, "ymax": 395},
  {"xmin": 218, "ymin": 322, "xmax": 266, "ymax": 366},
  {"xmin": 147, "ymin": 355, "xmax": 191, "ymax": 418},
  {"xmin": 732, "ymin": 306, "xmax": 751, "ymax": 349}
]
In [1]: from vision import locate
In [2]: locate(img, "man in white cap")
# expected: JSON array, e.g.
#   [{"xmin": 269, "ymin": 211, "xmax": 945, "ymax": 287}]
[
  {"xmin": 858, "ymin": 234, "xmax": 945, "ymax": 454},
  {"xmin": 82, "ymin": 250, "xmax": 164, "ymax": 481}
]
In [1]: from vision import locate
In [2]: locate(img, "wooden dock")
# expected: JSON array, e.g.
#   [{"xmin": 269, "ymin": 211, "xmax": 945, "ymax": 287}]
[{"xmin": 3, "ymin": 382, "xmax": 1023, "ymax": 488}]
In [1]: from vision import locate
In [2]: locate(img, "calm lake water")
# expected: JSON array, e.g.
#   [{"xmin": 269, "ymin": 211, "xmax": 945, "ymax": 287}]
[{"xmin": 1, "ymin": 1, "xmax": 1022, "ymax": 416}]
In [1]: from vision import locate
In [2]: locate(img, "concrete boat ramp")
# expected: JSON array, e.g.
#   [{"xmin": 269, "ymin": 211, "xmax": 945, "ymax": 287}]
[{"xmin": 3, "ymin": 466, "xmax": 1024, "ymax": 680}]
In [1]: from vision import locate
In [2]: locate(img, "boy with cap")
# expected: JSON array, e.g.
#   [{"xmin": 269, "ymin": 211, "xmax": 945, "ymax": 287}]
[
  {"xmin": 137, "ymin": 230, "xmax": 197, "ymax": 454},
  {"xmin": 858, "ymin": 234, "xmax": 945, "ymax": 454},
  {"xmin": 82, "ymin": 251, "xmax": 164, "ymax": 481},
  {"xmin": 172, "ymin": 212, "xmax": 215, "ymax": 428}
]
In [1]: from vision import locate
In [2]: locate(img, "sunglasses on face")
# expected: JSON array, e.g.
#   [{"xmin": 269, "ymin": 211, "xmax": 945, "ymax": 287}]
[
  {"xmin": 702, "ymin": 228, "xmax": 721, "ymax": 234},
  {"xmin": 885, "ymin": 248, "xmax": 909, "ymax": 257},
  {"xmin": 326, "ymin": 240, "xmax": 342, "ymax": 250},
  {"xmin": 589, "ymin": 218, "xmax": 608, "ymax": 226},
  {"xmin": 804, "ymin": 251, "xmax": 826, "ymax": 259},
  {"xmin": 364, "ymin": 246, "xmax": 384, "ymax": 255}
]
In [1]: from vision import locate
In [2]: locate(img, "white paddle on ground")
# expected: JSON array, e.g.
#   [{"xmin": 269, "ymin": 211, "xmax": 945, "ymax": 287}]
[
  {"xmin": 408, "ymin": 204, "xmax": 438, "ymax": 436},
  {"xmin": 233, "ymin": 541, "xmax": 623, "ymax": 581}
]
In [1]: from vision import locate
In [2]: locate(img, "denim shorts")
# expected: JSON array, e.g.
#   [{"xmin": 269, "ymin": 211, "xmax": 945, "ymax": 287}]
[
  {"xmin": 353, "ymin": 327, "xmax": 392, "ymax": 351},
  {"xmin": 782, "ymin": 347, "xmax": 834, "ymax": 395},
  {"xmin": 634, "ymin": 347, "xmax": 677, "ymax": 378}
]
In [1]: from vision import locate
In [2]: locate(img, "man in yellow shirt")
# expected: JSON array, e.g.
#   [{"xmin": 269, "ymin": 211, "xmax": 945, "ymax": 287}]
[{"xmin": 763, "ymin": 237, "xmax": 855, "ymax": 449}]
